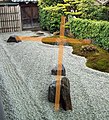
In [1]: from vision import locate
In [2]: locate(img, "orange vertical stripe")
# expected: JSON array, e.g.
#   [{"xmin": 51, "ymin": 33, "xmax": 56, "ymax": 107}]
[
  {"xmin": 60, "ymin": 16, "xmax": 66, "ymax": 37},
  {"xmin": 55, "ymin": 44, "xmax": 64, "ymax": 111},
  {"xmin": 55, "ymin": 16, "xmax": 66, "ymax": 111}
]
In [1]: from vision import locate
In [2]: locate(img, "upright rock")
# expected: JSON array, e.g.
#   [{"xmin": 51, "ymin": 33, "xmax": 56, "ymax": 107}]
[
  {"xmin": 48, "ymin": 80, "xmax": 56, "ymax": 103},
  {"xmin": 51, "ymin": 64, "xmax": 66, "ymax": 76},
  {"xmin": 7, "ymin": 35, "xmax": 21, "ymax": 43},
  {"xmin": 48, "ymin": 77, "xmax": 72, "ymax": 111},
  {"xmin": 60, "ymin": 77, "xmax": 72, "ymax": 111}
]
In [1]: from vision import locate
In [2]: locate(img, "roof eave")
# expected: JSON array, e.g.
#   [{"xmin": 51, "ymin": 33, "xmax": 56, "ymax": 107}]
[{"xmin": 96, "ymin": 0, "xmax": 109, "ymax": 5}]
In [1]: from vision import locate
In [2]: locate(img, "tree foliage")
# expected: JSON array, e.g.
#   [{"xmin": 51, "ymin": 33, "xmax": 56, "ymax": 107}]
[
  {"xmin": 39, "ymin": 0, "xmax": 109, "ymax": 32},
  {"xmin": 38, "ymin": 0, "xmax": 64, "ymax": 6}
]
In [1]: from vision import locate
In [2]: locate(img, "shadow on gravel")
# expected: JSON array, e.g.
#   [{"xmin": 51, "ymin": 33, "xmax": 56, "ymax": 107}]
[
  {"xmin": 0, "ymin": 75, "xmax": 15, "ymax": 120},
  {"xmin": 0, "ymin": 95, "xmax": 5, "ymax": 120}
]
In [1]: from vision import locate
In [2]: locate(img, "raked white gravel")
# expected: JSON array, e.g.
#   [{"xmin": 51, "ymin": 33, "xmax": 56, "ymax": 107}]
[{"xmin": 0, "ymin": 31, "xmax": 109, "ymax": 120}]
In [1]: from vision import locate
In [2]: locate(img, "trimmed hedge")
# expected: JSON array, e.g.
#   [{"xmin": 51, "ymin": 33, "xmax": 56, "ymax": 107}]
[
  {"xmin": 70, "ymin": 18, "xmax": 109, "ymax": 50},
  {"xmin": 39, "ymin": 0, "xmax": 109, "ymax": 34},
  {"xmin": 39, "ymin": 7, "xmax": 63, "ymax": 33}
]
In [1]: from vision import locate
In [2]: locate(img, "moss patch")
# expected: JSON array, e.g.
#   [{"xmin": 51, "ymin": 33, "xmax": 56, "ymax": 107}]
[
  {"xmin": 71, "ymin": 43, "xmax": 109, "ymax": 73},
  {"xmin": 42, "ymin": 37, "xmax": 109, "ymax": 73}
]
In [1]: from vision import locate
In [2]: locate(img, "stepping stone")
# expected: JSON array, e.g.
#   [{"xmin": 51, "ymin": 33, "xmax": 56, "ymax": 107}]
[
  {"xmin": 48, "ymin": 77, "xmax": 72, "ymax": 111},
  {"xmin": 7, "ymin": 35, "xmax": 21, "ymax": 43},
  {"xmin": 51, "ymin": 64, "xmax": 66, "ymax": 76}
]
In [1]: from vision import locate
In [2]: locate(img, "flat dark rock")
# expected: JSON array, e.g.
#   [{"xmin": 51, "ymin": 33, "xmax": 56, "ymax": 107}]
[
  {"xmin": 7, "ymin": 35, "xmax": 21, "ymax": 43},
  {"xmin": 36, "ymin": 31, "xmax": 45, "ymax": 36},
  {"xmin": 51, "ymin": 64, "xmax": 66, "ymax": 76}
]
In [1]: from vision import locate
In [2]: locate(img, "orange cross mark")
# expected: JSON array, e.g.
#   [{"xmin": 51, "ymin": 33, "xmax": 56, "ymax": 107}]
[{"xmin": 16, "ymin": 16, "xmax": 91, "ymax": 111}]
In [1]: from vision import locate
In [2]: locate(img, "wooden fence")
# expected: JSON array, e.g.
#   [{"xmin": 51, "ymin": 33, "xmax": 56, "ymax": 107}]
[{"xmin": 0, "ymin": 5, "xmax": 22, "ymax": 33}]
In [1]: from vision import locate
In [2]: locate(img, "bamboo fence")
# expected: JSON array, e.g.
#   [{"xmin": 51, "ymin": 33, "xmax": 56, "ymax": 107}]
[{"xmin": 0, "ymin": 5, "xmax": 22, "ymax": 33}]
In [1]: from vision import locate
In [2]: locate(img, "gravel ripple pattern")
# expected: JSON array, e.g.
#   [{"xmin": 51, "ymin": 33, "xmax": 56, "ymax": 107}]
[{"xmin": 0, "ymin": 31, "xmax": 109, "ymax": 120}]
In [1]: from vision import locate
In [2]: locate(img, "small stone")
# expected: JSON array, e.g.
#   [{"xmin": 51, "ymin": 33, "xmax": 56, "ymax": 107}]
[
  {"xmin": 65, "ymin": 29, "xmax": 74, "ymax": 38},
  {"xmin": 7, "ymin": 35, "xmax": 21, "ymax": 43},
  {"xmin": 53, "ymin": 31, "xmax": 60, "ymax": 36},
  {"xmin": 82, "ymin": 39, "xmax": 92, "ymax": 44},
  {"xmin": 51, "ymin": 64, "xmax": 66, "ymax": 76},
  {"xmin": 67, "ymin": 32, "xmax": 74, "ymax": 38}
]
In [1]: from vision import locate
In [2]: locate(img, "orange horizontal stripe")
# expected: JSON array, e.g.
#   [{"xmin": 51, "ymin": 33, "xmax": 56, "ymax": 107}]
[
  {"xmin": 42, "ymin": 38, "xmax": 82, "ymax": 44},
  {"xmin": 42, "ymin": 38, "xmax": 57, "ymax": 42},
  {"xmin": 16, "ymin": 36, "xmax": 83, "ymax": 45},
  {"xmin": 66, "ymin": 38, "xmax": 82, "ymax": 44},
  {"xmin": 16, "ymin": 36, "xmax": 44, "ymax": 42}
]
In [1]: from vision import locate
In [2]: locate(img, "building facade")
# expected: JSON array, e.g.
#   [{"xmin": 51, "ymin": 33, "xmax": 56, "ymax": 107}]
[{"xmin": 0, "ymin": 0, "xmax": 39, "ymax": 33}]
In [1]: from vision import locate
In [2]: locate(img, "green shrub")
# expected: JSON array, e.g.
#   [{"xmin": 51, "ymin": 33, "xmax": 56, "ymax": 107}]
[
  {"xmin": 39, "ymin": 0, "xmax": 64, "ymax": 6},
  {"xmin": 80, "ymin": 5, "xmax": 109, "ymax": 21},
  {"xmin": 39, "ymin": 6, "xmax": 63, "ymax": 33},
  {"xmin": 70, "ymin": 18, "xmax": 109, "ymax": 50}
]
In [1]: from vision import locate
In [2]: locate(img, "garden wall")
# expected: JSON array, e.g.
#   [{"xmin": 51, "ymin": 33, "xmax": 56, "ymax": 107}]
[{"xmin": 0, "ymin": 4, "xmax": 22, "ymax": 33}]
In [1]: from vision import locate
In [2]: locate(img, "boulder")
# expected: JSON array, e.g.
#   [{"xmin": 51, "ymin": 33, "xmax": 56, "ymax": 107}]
[
  {"xmin": 7, "ymin": 35, "xmax": 21, "ymax": 43},
  {"xmin": 51, "ymin": 64, "xmax": 66, "ymax": 76},
  {"xmin": 48, "ymin": 77, "xmax": 72, "ymax": 111},
  {"xmin": 60, "ymin": 77, "xmax": 72, "ymax": 111}
]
